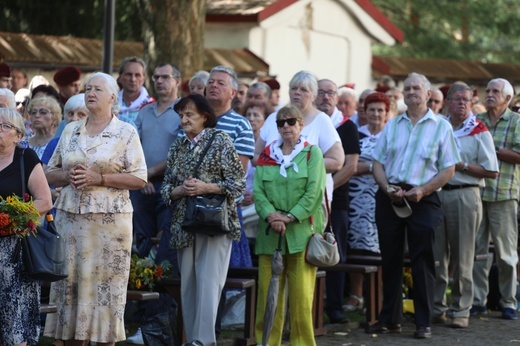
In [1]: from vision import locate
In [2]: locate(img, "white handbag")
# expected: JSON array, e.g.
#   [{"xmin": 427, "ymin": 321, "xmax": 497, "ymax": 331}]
[
  {"xmin": 305, "ymin": 230, "xmax": 340, "ymax": 267},
  {"xmin": 305, "ymin": 189, "xmax": 339, "ymax": 267}
]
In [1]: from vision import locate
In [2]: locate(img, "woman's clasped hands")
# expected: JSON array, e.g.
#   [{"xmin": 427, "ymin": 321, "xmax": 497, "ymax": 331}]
[{"xmin": 69, "ymin": 164, "xmax": 102, "ymax": 189}]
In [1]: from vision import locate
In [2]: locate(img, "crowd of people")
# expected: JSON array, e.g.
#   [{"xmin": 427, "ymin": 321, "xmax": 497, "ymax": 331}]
[{"xmin": 0, "ymin": 56, "xmax": 518, "ymax": 346}]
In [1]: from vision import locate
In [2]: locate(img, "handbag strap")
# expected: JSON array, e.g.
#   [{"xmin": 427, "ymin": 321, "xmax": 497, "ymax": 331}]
[
  {"xmin": 20, "ymin": 148, "xmax": 27, "ymax": 196},
  {"xmin": 306, "ymin": 146, "xmax": 333, "ymax": 235},
  {"xmin": 191, "ymin": 131, "xmax": 219, "ymax": 178}
]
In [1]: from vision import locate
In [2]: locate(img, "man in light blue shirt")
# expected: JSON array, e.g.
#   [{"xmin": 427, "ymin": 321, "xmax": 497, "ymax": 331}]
[{"xmin": 368, "ymin": 73, "xmax": 460, "ymax": 339}]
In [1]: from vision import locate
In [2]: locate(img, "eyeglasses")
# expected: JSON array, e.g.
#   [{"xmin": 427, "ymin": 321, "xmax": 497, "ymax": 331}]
[
  {"xmin": 276, "ymin": 118, "xmax": 298, "ymax": 127},
  {"xmin": 512, "ymin": 106, "xmax": 520, "ymax": 113},
  {"xmin": 29, "ymin": 109, "xmax": 52, "ymax": 116},
  {"xmin": 0, "ymin": 122, "xmax": 17, "ymax": 132},
  {"xmin": 448, "ymin": 98, "xmax": 472, "ymax": 103},
  {"xmin": 317, "ymin": 90, "xmax": 337, "ymax": 97},
  {"xmin": 152, "ymin": 74, "xmax": 175, "ymax": 82}
]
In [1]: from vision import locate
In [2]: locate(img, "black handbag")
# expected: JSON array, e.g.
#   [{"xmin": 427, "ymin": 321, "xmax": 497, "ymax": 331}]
[
  {"xmin": 181, "ymin": 132, "xmax": 231, "ymax": 236},
  {"xmin": 16, "ymin": 149, "xmax": 68, "ymax": 282}
]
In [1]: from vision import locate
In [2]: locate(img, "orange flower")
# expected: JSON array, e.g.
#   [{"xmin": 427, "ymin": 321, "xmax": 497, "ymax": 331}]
[{"xmin": 0, "ymin": 213, "xmax": 9, "ymax": 228}]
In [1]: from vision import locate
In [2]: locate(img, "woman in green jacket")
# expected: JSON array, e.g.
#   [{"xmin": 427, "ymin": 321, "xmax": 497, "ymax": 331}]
[{"xmin": 254, "ymin": 104, "xmax": 326, "ymax": 346}]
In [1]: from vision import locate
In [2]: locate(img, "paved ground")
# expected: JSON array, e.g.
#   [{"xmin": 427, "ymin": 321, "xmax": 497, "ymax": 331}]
[
  {"xmin": 314, "ymin": 312, "xmax": 520, "ymax": 346},
  {"xmin": 219, "ymin": 309, "xmax": 520, "ymax": 346},
  {"xmin": 37, "ymin": 310, "xmax": 520, "ymax": 345}
]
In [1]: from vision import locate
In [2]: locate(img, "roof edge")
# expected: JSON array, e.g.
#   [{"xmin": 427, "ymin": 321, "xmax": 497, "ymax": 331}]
[{"xmin": 354, "ymin": 0, "xmax": 404, "ymax": 43}]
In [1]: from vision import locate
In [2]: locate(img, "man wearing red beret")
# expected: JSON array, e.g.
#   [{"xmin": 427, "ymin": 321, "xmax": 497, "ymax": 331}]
[
  {"xmin": 0, "ymin": 63, "xmax": 12, "ymax": 90},
  {"xmin": 53, "ymin": 66, "xmax": 82, "ymax": 105}
]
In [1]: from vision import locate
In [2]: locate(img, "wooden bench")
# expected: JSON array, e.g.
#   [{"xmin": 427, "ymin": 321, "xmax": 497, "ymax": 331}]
[
  {"xmin": 160, "ymin": 277, "xmax": 256, "ymax": 346},
  {"xmin": 227, "ymin": 267, "xmax": 327, "ymax": 336},
  {"xmin": 346, "ymin": 254, "xmax": 440, "ymax": 324},
  {"xmin": 126, "ymin": 290, "xmax": 160, "ymax": 301},
  {"xmin": 319, "ymin": 263, "xmax": 379, "ymax": 325}
]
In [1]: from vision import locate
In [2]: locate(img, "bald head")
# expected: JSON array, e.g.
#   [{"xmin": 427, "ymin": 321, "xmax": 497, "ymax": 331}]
[{"xmin": 428, "ymin": 89, "xmax": 444, "ymax": 114}]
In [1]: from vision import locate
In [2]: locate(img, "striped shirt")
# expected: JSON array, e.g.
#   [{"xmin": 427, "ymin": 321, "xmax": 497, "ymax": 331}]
[
  {"xmin": 372, "ymin": 109, "xmax": 460, "ymax": 186},
  {"xmin": 477, "ymin": 109, "xmax": 520, "ymax": 202},
  {"xmin": 215, "ymin": 109, "xmax": 255, "ymax": 158}
]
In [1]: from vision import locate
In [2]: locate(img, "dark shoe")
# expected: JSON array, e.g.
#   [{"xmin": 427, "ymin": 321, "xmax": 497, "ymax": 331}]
[
  {"xmin": 414, "ymin": 326, "xmax": 432, "ymax": 339},
  {"xmin": 366, "ymin": 321, "xmax": 402, "ymax": 334},
  {"xmin": 328, "ymin": 311, "xmax": 350, "ymax": 324},
  {"xmin": 502, "ymin": 308, "xmax": 518, "ymax": 320},
  {"xmin": 470, "ymin": 305, "xmax": 488, "ymax": 316}
]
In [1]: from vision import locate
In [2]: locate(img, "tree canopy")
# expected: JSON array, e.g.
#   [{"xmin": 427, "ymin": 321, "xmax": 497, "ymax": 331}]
[
  {"xmin": 0, "ymin": 0, "xmax": 142, "ymax": 41},
  {"xmin": 371, "ymin": 0, "xmax": 520, "ymax": 64}
]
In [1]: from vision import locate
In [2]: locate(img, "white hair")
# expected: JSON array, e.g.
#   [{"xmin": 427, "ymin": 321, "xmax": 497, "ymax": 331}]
[
  {"xmin": 338, "ymin": 87, "xmax": 357, "ymax": 100},
  {"xmin": 489, "ymin": 78, "xmax": 514, "ymax": 105},
  {"xmin": 64, "ymin": 93, "xmax": 86, "ymax": 116},
  {"xmin": 289, "ymin": 70, "xmax": 318, "ymax": 98},
  {"xmin": 405, "ymin": 72, "xmax": 431, "ymax": 91},
  {"xmin": 85, "ymin": 72, "xmax": 121, "ymax": 114},
  {"xmin": 0, "ymin": 88, "xmax": 16, "ymax": 109}
]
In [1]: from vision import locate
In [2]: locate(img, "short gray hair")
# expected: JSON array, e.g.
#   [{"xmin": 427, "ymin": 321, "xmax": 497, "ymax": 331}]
[
  {"xmin": 289, "ymin": 70, "xmax": 318, "ymax": 98},
  {"xmin": 249, "ymin": 81, "xmax": 272, "ymax": 99},
  {"xmin": 64, "ymin": 93, "xmax": 86, "ymax": 116},
  {"xmin": 86, "ymin": 72, "xmax": 121, "ymax": 114},
  {"xmin": 0, "ymin": 88, "xmax": 16, "ymax": 109},
  {"xmin": 119, "ymin": 56, "xmax": 147, "ymax": 76},
  {"xmin": 489, "ymin": 78, "xmax": 514, "ymax": 104},
  {"xmin": 189, "ymin": 70, "xmax": 210, "ymax": 88},
  {"xmin": 338, "ymin": 87, "xmax": 357, "ymax": 100},
  {"xmin": 209, "ymin": 66, "xmax": 238, "ymax": 90},
  {"xmin": 446, "ymin": 84, "xmax": 472, "ymax": 100},
  {"xmin": 0, "ymin": 107, "xmax": 25, "ymax": 136},
  {"xmin": 405, "ymin": 72, "xmax": 431, "ymax": 91}
]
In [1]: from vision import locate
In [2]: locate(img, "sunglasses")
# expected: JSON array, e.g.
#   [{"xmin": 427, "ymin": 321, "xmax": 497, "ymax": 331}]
[
  {"xmin": 276, "ymin": 118, "xmax": 298, "ymax": 127},
  {"xmin": 512, "ymin": 106, "xmax": 520, "ymax": 113}
]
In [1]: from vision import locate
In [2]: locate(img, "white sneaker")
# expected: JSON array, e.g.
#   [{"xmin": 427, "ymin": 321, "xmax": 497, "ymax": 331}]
[{"xmin": 126, "ymin": 327, "xmax": 145, "ymax": 345}]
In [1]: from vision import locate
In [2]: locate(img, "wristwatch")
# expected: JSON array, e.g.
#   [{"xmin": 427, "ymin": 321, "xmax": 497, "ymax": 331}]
[
  {"xmin": 463, "ymin": 162, "xmax": 469, "ymax": 172},
  {"xmin": 287, "ymin": 213, "xmax": 295, "ymax": 222}
]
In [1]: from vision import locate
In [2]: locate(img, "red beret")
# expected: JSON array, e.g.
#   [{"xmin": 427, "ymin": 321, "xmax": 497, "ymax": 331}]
[
  {"xmin": 53, "ymin": 66, "xmax": 82, "ymax": 86},
  {"xmin": 439, "ymin": 84, "xmax": 451, "ymax": 100},
  {"xmin": 0, "ymin": 62, "xmax": 11, "ymax": 77},
  {"xmin": 264, "ymin": 78, "xmax": 280, "ymax": 91},
  {"xmin": 375, "ymin": 85, "xmax": 390, "ymax": 93}
]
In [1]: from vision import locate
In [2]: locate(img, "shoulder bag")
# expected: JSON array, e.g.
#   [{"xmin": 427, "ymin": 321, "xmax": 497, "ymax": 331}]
[
  {"xmin": 181, "ymin": 131, "xmax": 231, "ymax": 236},
  {"xmin": 304, "ymin": 147, "xmax": 340, "ymax": 267},
  {"xmin": 16, "ymin": 149, "xmax": 68, "ymax": 282}
]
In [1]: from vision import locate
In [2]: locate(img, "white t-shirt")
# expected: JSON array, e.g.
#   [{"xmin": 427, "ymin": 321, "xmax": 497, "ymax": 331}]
[{"xmin": 260, "ymin": 110, "xmax": 341, "ymax": 201}]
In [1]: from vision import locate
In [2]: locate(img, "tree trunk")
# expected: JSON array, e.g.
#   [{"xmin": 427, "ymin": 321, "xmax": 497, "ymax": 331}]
[{"xmin": 137, "ymin": 0, "xmax": 205, "ymax": 85}]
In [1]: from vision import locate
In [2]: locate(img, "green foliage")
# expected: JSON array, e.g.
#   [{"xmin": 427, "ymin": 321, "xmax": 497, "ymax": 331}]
[
  {"xmin": 371, "ymin": 0, "xmax": 520, "ymax": 63},
  {"xmin": 0, "ymin": 0, "xmax": 142, "ymax": 41}
]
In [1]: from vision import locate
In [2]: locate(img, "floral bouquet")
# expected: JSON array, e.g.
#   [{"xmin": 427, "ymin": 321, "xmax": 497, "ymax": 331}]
[
  {"xmin": 128, "ymin": 254, "xmax": 173, "ymax": 291},
  {"xmin": 0, "ymin": 193, "xmax": 40, "ymax": 237}
]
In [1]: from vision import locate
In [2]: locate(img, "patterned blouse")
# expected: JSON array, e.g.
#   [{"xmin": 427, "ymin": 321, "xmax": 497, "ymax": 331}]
[
  {"xmin": 47, "ymin": 117, "xmax": 147, "ymax": 214},
  {"xmin": 161, "ymin": 128, "xmax": 245, "ymax": 249}
]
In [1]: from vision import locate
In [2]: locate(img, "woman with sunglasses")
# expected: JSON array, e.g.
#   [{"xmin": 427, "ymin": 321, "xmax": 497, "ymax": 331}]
[
  {"xmin": 254, "ymin": 104, "xmax": 326, "ymax": 346},
  {"xmin": 253, "ymin": 70, "xmax": 344, "ymax": 218}
]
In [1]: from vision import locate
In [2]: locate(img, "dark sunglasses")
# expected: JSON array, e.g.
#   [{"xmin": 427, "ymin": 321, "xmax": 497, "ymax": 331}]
[
  {"xmin": 512, "ymin": 106, "xmax": 520, "ymax": 113},
  {"xmin": 276, "ymin": 118, "xmax": 298, "ymax": 127}
]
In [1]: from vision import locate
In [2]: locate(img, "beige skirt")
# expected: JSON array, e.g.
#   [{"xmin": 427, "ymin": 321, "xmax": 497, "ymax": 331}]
[{"xmin": 44, "ymin": 210, "xmax": 132, "ymax": 342}]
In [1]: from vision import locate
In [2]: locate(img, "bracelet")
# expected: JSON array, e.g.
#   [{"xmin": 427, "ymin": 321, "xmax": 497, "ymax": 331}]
[
  {"xmin": 369, "ymin": 163, "xmax": 373, "ymax": 173},
  {"xmin": 100, "ymin": 174, "xmax": 106, "ymax": 186}
]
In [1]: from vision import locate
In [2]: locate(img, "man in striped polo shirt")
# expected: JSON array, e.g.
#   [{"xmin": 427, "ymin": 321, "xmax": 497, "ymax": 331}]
[
  {"xmin": 368, "ymin": 72, "xmax": 460, "ymax": 339},
  {"xmin": 472, "ymin": 78, "xmax": 520, "ymax": 320},
  {"xmin": 206, "ymin": 65, "xmax": 255, "ymax": 338},
  {"xmin": 206, "ymin": 65, "xmax": 255, "ymax": 172}
]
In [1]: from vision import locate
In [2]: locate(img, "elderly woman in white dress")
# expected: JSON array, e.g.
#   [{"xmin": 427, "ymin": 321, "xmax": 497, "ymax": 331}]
[{"xmin": 44, "ymin": 72, "xmax": 147, "ymax": 346}]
